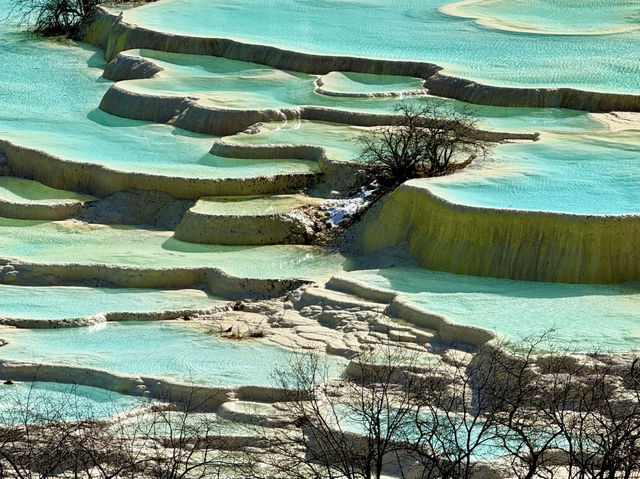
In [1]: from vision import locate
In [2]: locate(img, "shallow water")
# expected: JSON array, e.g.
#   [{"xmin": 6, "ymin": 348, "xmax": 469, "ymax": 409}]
[
  {"xmin": 427, "ymin": 131, "xmax": 640, "ymax": 214},
  {"xmin": 443, "ymin": 0, "xmax": 640, "ymax": 35},
  {"xmin": 119, "ymin": 66, "xmax": 409, "ymax": 112},
  {"xmin": 0, "ymin": 321, "xmax": 339, "ymax": 386},
  {"xmin": 0, "ymin": 2, "xmax": 317, "ymax": 180},
  {"xmin": 337, "ymin": 403, "xmax": 508, "ymax": 460},
  {"xmin": 0, "ymin": 285, "xmax": 221, "ymax": 319},
  {"xmin": 341, "ymin": 267, "xmax": 640, "ymax": 352},
  {"xmin": 0, "ymin": 0, "xmax": 638, "ymax": 381},
  {"xmin": 122, "ymin": 0, "xmax": 640, "ymax": 93},
  {"xmin": 224, "ymin": 121, "xmax": 366, "ymax": 162},
  {"xmin": 3, "ymin": 118, "xmax": 319, "ymax": 179},
  {"xmin": 226, "ymin": 119, "xmax": 640, "ymax": 214},
  {"xmin": 126, "ymin": 50, "xmax": 604, "ymax": 134},
  {"xmin": 0, "ymin": 381, "xmax": 146, "ymax": 423},
  {"xmin": 190, "ymin": 195, "xmax": 324, "ymax": 216},
  {"xmin": 143, "ymin": 50, "xmax": 426, "ymax": 95},
  {"xmin": 0, "ymin": 218, "xmax": 350, "ymax": 279},
  {"xmin": 318, "ymin": 71, "xmax": 426, "ymax": 95},
  {"xmin": 222, "ymin": 115, "xmax": 603, "ymax": 163},
  {"xmin": 0, "ymin": 177, "xmax": 94, "ymax": 205}
]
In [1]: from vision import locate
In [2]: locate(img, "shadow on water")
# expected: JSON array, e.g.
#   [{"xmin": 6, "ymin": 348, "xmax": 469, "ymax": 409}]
[
  {"xmin": 86, "ymin": 108, "xmax": 152, "ymax": 128},
  {"xmin": 160, "ymin": 235, "xmax": 260, "ymax": 254},
  {"xmin": 356, "ymin": 266, "xmax": 640, "ymax": 300}
]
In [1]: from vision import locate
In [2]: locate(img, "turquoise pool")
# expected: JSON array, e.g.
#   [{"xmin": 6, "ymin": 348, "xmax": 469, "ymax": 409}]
[
  {"xmin": 0, "ymin": 177, "xmax": 94, "ymax": 205},
  {"xmin": 0, "ymin": 218, "xmax": 350, "ymax": 279},
  {"xmin": 0, "ymin": 285, "xmax": 221, "ymax": 319},
  {"xmin": 426, "ymin": 131, "xmax": 640, "ymax": 214},
  {"xmin": 126, "ymin": 49, "xmax": 604, "ymax": 135},
  {"xmin": 0, "ymin": 0, "xmax": 634, "ymax": 217},
  {"xmin": 0, "ymin": 321, "xmax": 338, "ymax": 386},
  {"xmin": 442, "ymin": 0, "xmax": 640, "ymax": 35},
  {"xmin": 340, "ymin": 268, "xmax": 640, "ymax": 352},
  {"xmin": 109, "ymin": 49, "xmax": 640, "ymax": 216},
  {"xmin": 318, "ymin": 71, "xmax": 426, "ymax": 95},
  {"xmin": 0, "ymin": 0, "xmax": 316, "ymax": 180},
  {"xmin": 122, "ymin": 0, "xmax": 640, "ymax": 93},
  {"xmin": 0, "ymin": 381, "xmax": 146, "ymax": 422}
]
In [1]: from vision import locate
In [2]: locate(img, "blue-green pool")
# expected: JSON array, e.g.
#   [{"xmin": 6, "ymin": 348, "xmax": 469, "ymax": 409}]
[
  {"xmin": 121, "ymin": 0, "xmax": 640, "ymax": 93},
  {"xmin": 124, "ymin": 49, "xmax": 604, "ymax": 135},
  {"xmin": 0, "ymin": 0, "xmax": 316, "ymax": 180},
  {"xmin": 0, "ymin": 321, "xmax": 319, "ymax": 386},
  {"xmin": 340, "ymin": 267, "xmax": 640, "ymax": 351},
  {"xmin": 426, "ymin": 131, "xmax": 640, "ymax": 214},
  {"xmin": 0, "ymin": 218, "xmax": 351, "ymax": 279},
  {"xmin": 0, "ymin": 381, "xmax": 146, "ymax": 422},
  {"xmin": 442, "ymin": 0, "xmax": 640, "ymax": 35},
  {"xmin": 0, "ymin": 285, "xmax": 221, "ymax": 319}
]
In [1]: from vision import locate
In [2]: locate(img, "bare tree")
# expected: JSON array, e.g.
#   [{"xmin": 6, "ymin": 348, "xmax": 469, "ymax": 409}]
[
  {"xmin": 547, "ymin": 355, "xmax": 640, "ymax": 479},
  {"xmin": 0, "ymin": 381, "xmax": 254, "ymax": 479},
  {"xmin": 358, "ymin": 101, "xmax": 490, "ymax": 188},
  {"xmin": 474, "ymin": 340, "xmax": 565, "ymax": 479},
  {"xmin": 6, "ymin": 0, "xmax": 102, "ymax": 37},
  {"xmin": 142, "ymin": 400, "xmax": 254, "ymax": 479},
  {"xmin": 2, "ymin": 340, "xmax": 639, "ymax": 479},
  {"xmin": 259, "ymin": 343, "xmax": 428, "ymax": 479},
  {"xmin": 0, "ymin": 380, "xmax": 155, "ymax": 478},
  {"xmin": 411, "ymin": 347, "xmax": 509, "ymax": 479},
  {"xmin": 0, "ymin": 382, "xmax": 90, "ymax": 479},
  {"xmin": 472, "ymin": 342, "xmax": 640, "ymax": 479}
]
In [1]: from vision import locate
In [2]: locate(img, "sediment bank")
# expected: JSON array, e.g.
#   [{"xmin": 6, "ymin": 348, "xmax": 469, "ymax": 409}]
[
  {"xmin": 0, "ymin": 140, "xmax": 317, "ymax": 199},
  {"xmin": 86, "ymin": 9, "xmax": 640, "ymax": 113},
  {"xmin": 356, "ymin": 180, "xmax": 640, "ymax": 284},
  {"xmin": 0, "ymin": 259, "xmax": 310, "ymax": 299}
]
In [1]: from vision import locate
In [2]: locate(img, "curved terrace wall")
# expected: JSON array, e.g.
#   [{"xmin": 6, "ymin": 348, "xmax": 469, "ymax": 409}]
[
  {"xmin": 85, "ymin": 9, "xmax": 640, "ymax": 113},
  {"xmin": 210, "ymin": 140, "xmax": 363, "ymax": 190},
  {"xmin": 98, "ymin": 84, "xmax": 413, "ymax": 137},
  {"xmin": 424, "ymin": 73, "xmax": 640, "ymax": 113},
  {"xmin": 100, "ymin": 81, "xmax": 538, "ymax": 140},
  {"xmin": 0, "ymin": 307, "xmax": 225, "ymax": 329},
  {"xmin": 175, "ymin": 209, "xmax": 308, "ymax": 245},
  {"xmin": 85, "ymin": 9, "xmax": 441, "ymax": 77},
  {"xmin": 0, "ymin": 200, "xmax": 84, "ymax": 221},
  {"xmin": 205, "ymin": 268, "xmax": 310, "ymax": 300},
  {"xmin": 0, "ymin": 140, "xmax": 317, "ymax": 199},
  {"xmin": 313, "ymin": 77, "xmax": 428, "ymax": 99},
  {"xmin": 358, "ymin": 180, "xmax": 640, "ymax": 284},
  {"xmin": 103, "ymin": 50, "xmax": 164, "ymax": 80},
  {"xmin": 325, "ymin": 275, "xmax": 496, "ymax": 347},
  {"xmin": 0, "ymin": 359, "xmax": 290, "ymax": 411},
  {"xmin": 0, "ymin": 259, "xmax": 309, "ymax": 299}
]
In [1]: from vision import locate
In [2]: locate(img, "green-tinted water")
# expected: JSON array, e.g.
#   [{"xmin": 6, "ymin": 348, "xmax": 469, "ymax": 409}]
[
  {"xmin": 223, "ymin": 121, "xmax": 367, "ymax": 162},
  {"xmin": 443, "ymin": 0, "xmax": 640, "ymax": 35},
  {"xmin": 0, "ymin": 284, "xmax": 221, "ymax": 319},
  {"xmin": 0, "ymin": 177, "xmax": 94, "ymax": 205},
  {"xmin": 318, "ymin": 71, "xmax": 425, "ymax": 95},
  {"xmin": 0, "ymin": 321, "xmax": 340, "ymax": 386},
  {"xmin": 0, "ymin": 381, "xmax": 147, "ymax": 423},
  {"xmin": 190, "ymin": 195, "xmax": 325, "ymax": 216},
  {"xmin": 123, "ymin": 50, "xmax": 603, "ymax": 133},
  {"xmin": 341, "ymin": 268, "xmax": 640, "ymax": 352},
  {"xmin": 426, "ymin": 131, "xmax": 640, "ymax": 214},
  {"xmin": 122, "ymin": 0, "xmax": 640, "ymax": 93},
  {"xmin": 0, "ymin": 3, "xmax": 316, "ymax": 180},
  {"xmin": 0, "ymin": 218, "xmax": 349, "ymax": 279}
]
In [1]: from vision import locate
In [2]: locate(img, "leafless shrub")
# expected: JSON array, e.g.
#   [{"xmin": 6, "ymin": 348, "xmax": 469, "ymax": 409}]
[
  {"xmin": 0, "ymin": 381, "xmax": 255, "ymax": 479},
  {"xmin": 358, "ymin": 101, "xmax": 491, "ymax": 189}
]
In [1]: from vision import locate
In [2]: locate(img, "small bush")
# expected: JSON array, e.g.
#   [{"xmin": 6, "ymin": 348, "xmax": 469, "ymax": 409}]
[
  {"xmin": 358, "ymin": 101, "xmax": 491, "ymax": 189},
  {"xmin": 7, "ymin": 0, "xmax": 102, "ymax": 37}
]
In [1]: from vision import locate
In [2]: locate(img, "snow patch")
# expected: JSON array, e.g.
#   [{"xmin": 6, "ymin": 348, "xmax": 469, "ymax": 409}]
[{"xmin": 326, "ymin": 183, "xmax": 378, "ymax": 228}]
